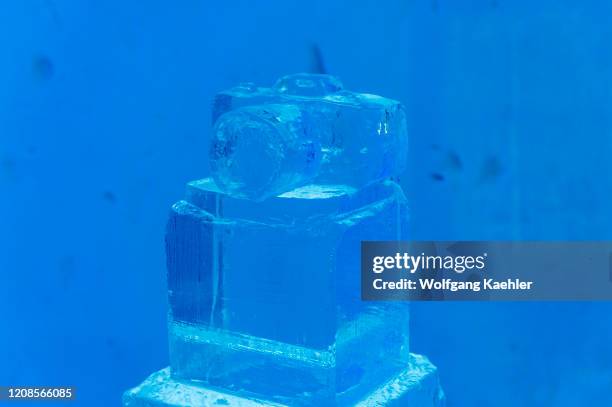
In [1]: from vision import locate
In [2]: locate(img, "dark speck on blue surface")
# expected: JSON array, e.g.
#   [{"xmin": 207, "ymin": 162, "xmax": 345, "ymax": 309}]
[
  {"xmin": 431, "ymin": 172, "xmax": 445, "ymax": 181},
  {"xmin": 310, "ymin": 44, "xmax": 327, "ymax": 74},
  {"xmin": 446, "ymin": 151, "xmax": 463, "ymax": 171},
  {"xmin": 481, "ymin": 156, "xmax": 503, "ymax": 182},
  {"xmin": 103, "ymin": 191, "xmax": 117, "ymax": 203},
  {"xmin": 32, "ymin": 55, "xmax": 54, "ymax": 80}
]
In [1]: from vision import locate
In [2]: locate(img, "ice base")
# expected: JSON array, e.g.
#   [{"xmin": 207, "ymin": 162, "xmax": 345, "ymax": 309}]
[
  {"xmin": 122, "ymin": 354, "xmax": 445, "ymax": 407},
  {"xmin": 166, "ymin": 179, "xmax": 411, "ymax": 403}
]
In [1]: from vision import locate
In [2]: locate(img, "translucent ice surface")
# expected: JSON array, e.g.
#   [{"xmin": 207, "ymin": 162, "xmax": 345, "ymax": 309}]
[
  {"xmin": 166, "ymin": 178, "xmax": 410, "ymax": 405},
  {"xmin": 123, "ymin": 355, "xmax": 444, "ymax": 407},
  {"xmin": 211, "ymin": 74, "xmax": 343, "ymax": 122},
  {"xmin": 273, "ymin": 73, "xmax": 343, "ymax": 96},
  {"xmin": 210, "ymin": 104, "xmax": 323, "ymax": 201},
  {"xmin": 210, "ymin": 74, "xmax": 408, "ymax": 200}
]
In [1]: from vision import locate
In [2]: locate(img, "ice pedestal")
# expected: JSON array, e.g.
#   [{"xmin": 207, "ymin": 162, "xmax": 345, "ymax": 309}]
[
  {"xmin": 166, "ymin": 179, "xmax": 411, "ymax": 405},
  {"xmin": 123, "ymin": 74, "xmax": 443, "ymax": 406},
  {"xmin": 123, "ymin": 354, "xmax": 444, "ymax": 407}
]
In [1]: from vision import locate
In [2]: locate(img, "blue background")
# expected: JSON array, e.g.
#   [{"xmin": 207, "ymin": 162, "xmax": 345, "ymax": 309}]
[{"xmin": 1, "ymin": 1, "xmax": 612, "ymax": 406}]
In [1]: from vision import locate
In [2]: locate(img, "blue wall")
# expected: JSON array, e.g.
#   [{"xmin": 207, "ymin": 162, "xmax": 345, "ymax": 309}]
[{"xmin": 1, "ymin": 1, "xmax": 611, "ymax": 406}]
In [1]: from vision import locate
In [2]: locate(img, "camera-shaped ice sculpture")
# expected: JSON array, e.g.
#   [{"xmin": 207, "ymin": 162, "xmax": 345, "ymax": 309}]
[{"xmin": 210, "ymin": 74, "xmax": 408, "ymax": 201}]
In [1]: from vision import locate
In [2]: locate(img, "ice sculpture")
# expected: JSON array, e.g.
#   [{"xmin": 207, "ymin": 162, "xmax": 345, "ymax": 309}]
[
  {"xmin": 210, "ymin": 74, "xmax": 408, "ymax": 200},
  {"xmin": 123, "ymin": 74, "xmax": 444, "ymax": 406}
]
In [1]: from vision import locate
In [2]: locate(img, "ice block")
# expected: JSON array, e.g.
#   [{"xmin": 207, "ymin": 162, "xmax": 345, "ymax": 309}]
[
  {"xmin": 123, "ymin": 355, "xmax": 445, "ymax": 407},
  {"xmin": 210, "ymin": 74, "xmax": 408, "ymax": 200},
  {"xmin": 166, "ymin": 179, "xmax": 411, "ymax": 405}
]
